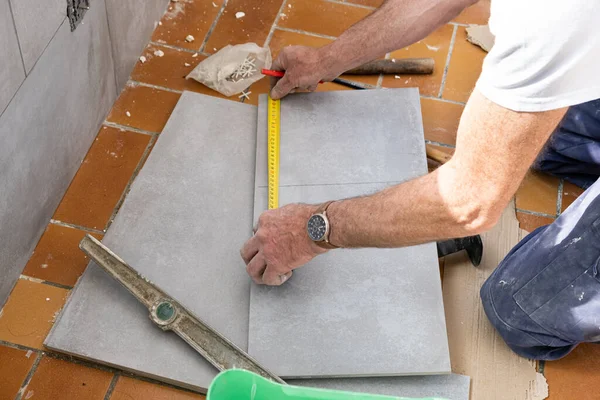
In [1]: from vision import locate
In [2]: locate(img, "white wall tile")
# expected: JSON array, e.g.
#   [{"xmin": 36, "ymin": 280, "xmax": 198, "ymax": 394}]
[{"xmin": 10, "ymin": 0, "xmax": 66, "ymax": 73}]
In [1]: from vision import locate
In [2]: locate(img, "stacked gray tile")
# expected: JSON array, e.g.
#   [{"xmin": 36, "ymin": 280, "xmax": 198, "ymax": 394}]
[
  {"xmin": 249, "ymin": 90, "xmax": 450, "ymax": 378},
  {"xmin": 46, "ymin": 92, "xmax": 258, "ymax": 390},
  {"xmin": 48, "ymin": 90, "xmax": 466, "ymax": 398}
]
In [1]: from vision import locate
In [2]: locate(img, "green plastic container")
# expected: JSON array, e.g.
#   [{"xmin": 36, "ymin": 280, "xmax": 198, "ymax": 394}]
[{"xmin": 207, "ymin": 370, "xmax": 449, "ymax": 400}]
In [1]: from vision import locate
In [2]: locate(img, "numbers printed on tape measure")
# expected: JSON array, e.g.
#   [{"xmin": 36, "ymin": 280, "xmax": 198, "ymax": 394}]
[{"xmin": 267, "ymin": 96, "xmax": 280, "ymax": 210}]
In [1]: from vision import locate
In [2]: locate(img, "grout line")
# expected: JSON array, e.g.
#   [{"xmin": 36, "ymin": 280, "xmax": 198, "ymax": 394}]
[
  {"xmin": 19, "ymin": 275, "xmax": 73, "ymax": 290},
  {"xmin": 149, "ymin": 41, "xmax": 210, "ymax": 56},
  {"xmin": 128, "ymin": 80, "xmax": 183, "ymax": 94},
  {"xmin": 19, "ymin": 275, "xmax": 45, "ymax": 284},
  {"xmin": 515, "ymin": 208, "xmax": 557, "ymax": 219},
  {"xmin": 7, "ymin": 0, "xmax": 27, "ymax": 76},
  {"xmin": 49, "ymin": 219, "xmax": 104, "ymax": 235},
  {"xmin": 103, "ymin": 373, "xmax": 121, "ymax": 400},
  {"xmin": 376, "ymin": 73, "xmax": 383, "ymax": 88},
  {"xmin": 103, "ymin": 134, "xmax": 159, "ymax": 232},
  {"xmin": 104, "ymin": 0, "xmax": 119, "ymax": 97},
  {"xmin": 420, "ymin": 94, "xmax": 466, "ymax": 106},
  {"xmin": 264, "ymin": 0, "xmax": 290, "ymax": 47},
  {"xmin": 324, "ymin": 0, "xmax": 376, "ymax": 10},
  {"xmin": 200, "ymin": 0, "xmax": 229, "ymax": 53},
  {"xmin": 0, "ymin": 340, "xmax": 41, "ymax": 354},
  {"xmin": 102, "ymin": 122, "xmax": 157, "ymax": 136},
  {"xmin": 424, "ymin": 139, "xmax": 455, "ymax": 149},
  {"xmin": 437, "ymin": 24, "xmax": 458, "ymax": 98},
  {"xmin": 376, "ymin": 53, "xmax": 391, "ymax": 88},
  {"xmin": 556, "ymin": 179, "xmax": 564, "ymax": 216},
  {"xmin": 273, "ymin": 26, "xmax": 337, "ymax": 40},
  {"xmin": 14, "ymin": 352, "xmax": 43, "ymax": 400},
  {"xmin": 449, "ymin": 21, "xmax": 469, "ymax": 27},
  {"xmin": 258, "ymin": 180, "xmax": 408, "ymax": 189}
]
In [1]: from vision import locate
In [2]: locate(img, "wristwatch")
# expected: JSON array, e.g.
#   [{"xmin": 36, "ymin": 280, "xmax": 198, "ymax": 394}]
[{"xmin": 307, "ymin": 201, "xmax": 338, "ymax": 249}]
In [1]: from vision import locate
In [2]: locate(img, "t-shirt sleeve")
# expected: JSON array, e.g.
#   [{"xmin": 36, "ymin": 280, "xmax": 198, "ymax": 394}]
[{"xmin": 475, "ymin": 0, "xmax": 600, "ymax": 112}]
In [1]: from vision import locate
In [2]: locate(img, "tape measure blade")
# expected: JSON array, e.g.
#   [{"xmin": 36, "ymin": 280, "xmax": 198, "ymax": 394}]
[{"xmin": 267, "ymin": 96, "xmax": 280, "ymax": 210}]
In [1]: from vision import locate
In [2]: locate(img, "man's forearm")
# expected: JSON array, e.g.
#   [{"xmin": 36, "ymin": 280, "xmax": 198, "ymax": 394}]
[
  {"xmin": 325, "ymin": 91, "xmax": 567, "ymax": 248},
  {"xmin": 318, "ymin": 0, "xmax": 476, "ymax": 77}
]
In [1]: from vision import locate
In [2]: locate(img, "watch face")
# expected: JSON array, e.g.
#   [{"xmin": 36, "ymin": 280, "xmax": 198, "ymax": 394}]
[{"xmin": 307, "ymin": 214, "xmax": 327, "ymax": 241}]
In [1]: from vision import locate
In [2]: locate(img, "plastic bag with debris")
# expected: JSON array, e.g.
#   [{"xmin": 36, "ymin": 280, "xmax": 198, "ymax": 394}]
[{"xmin": 186, "ymin": 43, "xmax": 272, "ymax": 97}]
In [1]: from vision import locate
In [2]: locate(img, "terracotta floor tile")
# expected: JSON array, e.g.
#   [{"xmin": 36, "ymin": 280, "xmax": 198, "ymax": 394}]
[
  {"xmin": 269, "ymin": 29, "xmax": 332, "ymax": 57},
  {"xmin": 53, "ymin": 126, "xmax": 151, "ymax": 231},
  {"xmin": 132, "ymin": 45, "xmax": 234, "ymax": 100},
  {"xmin": 0, "ymin": 280, "xmax": 68, "ymax": 349},
  {"xmin": 25, "ymin": 357, "xmax": 113, "ymax": 400},
  {"xmin": 279, "ymin": 0, "xmax": 371, "ymax": 38},
  {"xmin": 0, "ymin": 345, "xmax": 36, "ymax": 400},
  {"xmin": 382, "ymin": 24, "xmax": 454, "ymax": 97},
  {"xmin": 561, "ymin": 181, "xmax": 586, "ymax": 212},
  {"xmin": 107, "ymin": 84, "xmax": 181, "ymax": 133},
  {"xmin": 204, "ymin": 0, "xmax": 284, "ymax": 52},
  {"xmin": 453, "ymin": 0, "xmax": 491, "ymax": 25},
  {"xmin": 442, "ymin": 26, "xmax": 486, "ymax": 103},
  {"xmin": 22, "ymin": 224, "xmax": 103, "ymax": 287},
  {"xmin": 152, "ymin": 0, "xmax": 224, "ymax": 51},
  {"xmin": 111, "ymin": 376, "xmax": 204, "ymax": 400},
  {"xmin": 516, "ymin": 212, "xmax": 555, "ymax": 233},
  {"xmin": 420, "ymin": 98, "xmax": 463, "ymax": 146},
  {"xmin": 515, "ymin": 171, "xmax": 560, "ymax": 216},
  {"xmin": 545, "ymin": 343, "xmax": 600, "ymax": 400}
]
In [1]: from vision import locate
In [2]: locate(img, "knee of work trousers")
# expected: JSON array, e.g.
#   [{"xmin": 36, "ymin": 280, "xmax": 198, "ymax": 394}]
[{"xmin": 481, "ymin": 178, "xmax": 600, "ymax": 360}]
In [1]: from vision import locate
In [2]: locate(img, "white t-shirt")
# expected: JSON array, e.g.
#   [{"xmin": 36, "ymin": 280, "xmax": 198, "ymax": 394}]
[{"xmin": 476, "ymin": 0, "xmax": 600, "ymax": 112}]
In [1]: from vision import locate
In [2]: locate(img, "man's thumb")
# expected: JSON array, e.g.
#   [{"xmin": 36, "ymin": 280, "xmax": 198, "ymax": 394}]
[{"xmin": 270, "ymin": 75, "xmax": 294, "ymax": 100}]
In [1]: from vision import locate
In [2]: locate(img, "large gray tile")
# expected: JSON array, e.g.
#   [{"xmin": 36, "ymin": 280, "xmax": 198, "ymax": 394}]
[
  {"xmin": 249, "ymin": 89, "xmax": 449, "ymax": 378},
  {"xmin": 290, "ymin": 374, "xmax": 470, "ymax": 400},
  {"xmin": 250, "ymin": 186, "xmax": 449, "ymax": 377},
  {"xmin": 0, "ymin": 0, "xmax": 116, "ymax": 307},
  {"xmin": 106, "ymin": 0, "xmax": 169, "ymax": 89},
  {"xmin": 0, "ymin": 0, "xmax": 25, "ymax": 114},
  {"xmin": 46, "ymin": 92, "xmax": 258, "ymax": 391},
  {"xmin": 255, "ymin": 90, "xmax": 426, "ymax": 187},
  {"xmin": 10, "ymin": 0, "xmax": 65, "ymax": 73}
]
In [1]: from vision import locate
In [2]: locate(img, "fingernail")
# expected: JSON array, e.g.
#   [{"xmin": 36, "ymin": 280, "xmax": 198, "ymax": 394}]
[{"xmin": 280, "ymin": 274, "xmax": 289, "ymax": 283}]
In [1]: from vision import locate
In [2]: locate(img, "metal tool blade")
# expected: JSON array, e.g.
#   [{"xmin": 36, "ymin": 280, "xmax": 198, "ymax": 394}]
[{"xmin": 79, "ymin": 234, "xmax": 285, "ymax": 384}]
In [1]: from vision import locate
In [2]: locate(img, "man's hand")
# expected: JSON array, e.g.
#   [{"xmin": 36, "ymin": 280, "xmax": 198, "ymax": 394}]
[
  {"xmin": 240, "ymin": 203, "xmax": 329, "ymax": 285},
  {"xmin": 270, "ymin": 46, "xmax": 339, "ymax": 100}
]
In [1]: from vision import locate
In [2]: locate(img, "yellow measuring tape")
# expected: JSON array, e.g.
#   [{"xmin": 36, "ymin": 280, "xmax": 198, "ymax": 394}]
[{"xmin": 267, "ymin": 96, "xmax": 280, "ymax": 210}]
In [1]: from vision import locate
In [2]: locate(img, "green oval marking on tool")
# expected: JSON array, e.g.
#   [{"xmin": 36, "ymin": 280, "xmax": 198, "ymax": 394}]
[{"xmin": 156, "ymin": 301, "xmax": 175, "ymax": 322}]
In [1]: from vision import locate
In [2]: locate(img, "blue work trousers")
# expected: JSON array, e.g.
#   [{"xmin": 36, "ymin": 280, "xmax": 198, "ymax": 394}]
[{"xmin": 481, "ymin": 98, "xmax": 600, "ymax": 360}]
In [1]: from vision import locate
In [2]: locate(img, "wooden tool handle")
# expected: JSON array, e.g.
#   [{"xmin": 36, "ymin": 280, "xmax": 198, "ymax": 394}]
[
  {"xmin": 344, "ymin": 58, "xmax": 434, "ymax": 75},
  {"xmin": 426, "ymin": 144, "xmax": 453, "ymax": 165}
]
